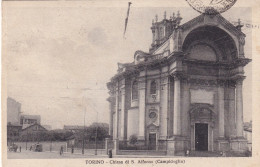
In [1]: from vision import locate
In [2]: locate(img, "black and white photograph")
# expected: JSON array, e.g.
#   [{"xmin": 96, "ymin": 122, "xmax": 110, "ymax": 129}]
[{"xmin": 2, "ymin": 0, "xmax": 260, "ymax": 166}]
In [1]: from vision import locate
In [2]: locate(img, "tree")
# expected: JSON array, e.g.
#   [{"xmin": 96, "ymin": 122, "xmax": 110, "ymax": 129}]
[
  {"xmin": 86, "ymin": 124, "xmax": 109, "ymax": 141},
  {"xmin": 18, "ymin": 130, "xmax": 73, "ymax": 142}
]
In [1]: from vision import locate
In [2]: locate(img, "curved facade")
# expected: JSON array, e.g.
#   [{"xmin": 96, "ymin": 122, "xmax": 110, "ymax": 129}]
[{"xmin": 107, "ymin": 13, "xmax": 251, "ymax": 153}]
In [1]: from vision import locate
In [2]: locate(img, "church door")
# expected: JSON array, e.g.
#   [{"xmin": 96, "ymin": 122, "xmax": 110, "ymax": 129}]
[
  {"xmin": 148, "ymin": 133, "xmax": 156, "ymax": 150},
  {"xmin": 195, "ymin": 123, "xmax": 208, "ymax": 151}
]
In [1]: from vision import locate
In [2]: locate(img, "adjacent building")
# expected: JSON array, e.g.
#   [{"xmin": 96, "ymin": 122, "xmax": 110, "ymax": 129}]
[
  {"xmin": 7, "ymin": 97, "xmax": 22, "ymax": 144},
  {"xmin": 7, "ymin": 97, "xmax": 22, "ymax": 125},
  {"xmin": 7, "ymin": 122, "xmax": 22, "ymax": 144},
  {"xmin": 107, "ymin": 12, "xmax": 251, "ymax": 154},
  {"xmin": 20, "ymin": 114, "xmax": 41, "ymax": 129},
  {"xmin": 20, "ymin": 123, "xmax": 47, "ymax": 136},
  {"xmin": 42, "ymin": 125, "xmax": 52, "ymax": 131}
]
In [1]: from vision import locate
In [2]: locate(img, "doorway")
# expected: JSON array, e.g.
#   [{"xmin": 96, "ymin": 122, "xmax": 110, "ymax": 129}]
[
  {"xmin": 148, "ymin": 133, "xmax": 156, "ymax": 150},
  {"xmin": 195, "ymin": 123, "xmax": 208, "ymax": 151}
]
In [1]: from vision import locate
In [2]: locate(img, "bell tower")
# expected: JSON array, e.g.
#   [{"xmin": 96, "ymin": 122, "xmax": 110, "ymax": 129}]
[{"xmin": 149, "ymin": 11, "xmax": 182, "ymax": 53}]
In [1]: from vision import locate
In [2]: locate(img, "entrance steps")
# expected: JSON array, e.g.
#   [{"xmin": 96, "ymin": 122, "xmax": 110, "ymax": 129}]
[
  {"xmin": 118, "ymin": 150, "xmax": 167, "ymax": 156},
  {"xmin": 188, "ymin": 151, "xmax": 249, "ymax": 157},
  {"xmin": 189, "ymin": 151, "xmax": 221, "ymax": 157}
]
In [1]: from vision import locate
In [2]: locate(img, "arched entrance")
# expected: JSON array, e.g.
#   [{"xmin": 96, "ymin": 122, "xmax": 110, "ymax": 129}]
[
  {"xmin": 182, "ymin": 25, "xmax": 238, "ymax": 62},
  {"xmin": 190, "ymin": 104, "xmax": 216, "ymax": 151}
]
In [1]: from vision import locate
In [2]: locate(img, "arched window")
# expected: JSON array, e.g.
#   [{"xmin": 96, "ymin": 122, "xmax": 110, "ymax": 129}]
[
  {"xmin": 132, "ymin": 80, "xmax": 138, "ymax": 100},
  {"xmin": 150, "ymin": 80, "xmax": 157, "ymax": 95}
]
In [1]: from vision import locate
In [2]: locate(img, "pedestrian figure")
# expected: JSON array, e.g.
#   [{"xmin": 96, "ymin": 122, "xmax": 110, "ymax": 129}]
[
  {"xmin": 222, "ymin": 151, "xmax": 226, "ymax": 157},
  {"xmin": 29, "ymin": 146, "xmax": 32, "ymax": 151},
  {"xmin": 185, "ymin": 149, "xmax": 190, "ymax": 157},
  {"xmin": 108, "ymin": 149, "xmax": 112, "ymax": 158},
  {"xmin": 19, "ymin": 146, "xmax": 21, "ymax": 152},
  {"xmin": 60, "ymin": 146, "xmax": 64, "ymax": 155},
  {"xmin": 71, "ymin": 146, "xmax": 74, "ymax": 154}
]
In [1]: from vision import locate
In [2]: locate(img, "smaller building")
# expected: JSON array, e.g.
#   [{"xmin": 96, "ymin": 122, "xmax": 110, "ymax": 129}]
[
  {"xmin": 20, "ymin": 123, "xmax": 47, "ymax": 136},
  {"xmin": 7, "ymin": 122, "xmax": 22, "ymax": 145},
  {"xmin": 7, "ymin": 97, "xmax": 21, "ymax": 125},
  {"xmin": 7, "ymin": 97, "xmax": 22, "ymax": 144},
  {"xmin": 20, "ymin": 114, "xmax": 41, "ymax": 129},
  {"xmin": 42, "ymin": 125, "xmax": 52, "ymax": 131},
  {"xmin": 66, "ymin": 134, "xmax": 77, "ymax": 147}
]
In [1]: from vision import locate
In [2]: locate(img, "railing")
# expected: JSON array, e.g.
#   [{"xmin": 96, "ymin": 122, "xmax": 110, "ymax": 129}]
[
  {"xmin": 119, "ymin": 140, "xmax": 167, "ymax": 151},
  {"xmin": 69, "ymin": 141, "xmax": 106, "ymax": 149}
]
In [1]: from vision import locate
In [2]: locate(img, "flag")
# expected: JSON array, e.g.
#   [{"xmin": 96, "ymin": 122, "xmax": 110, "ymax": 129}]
[{"xmin": 124, "ymin": 2, "xmax": 132, "ymax": 38}]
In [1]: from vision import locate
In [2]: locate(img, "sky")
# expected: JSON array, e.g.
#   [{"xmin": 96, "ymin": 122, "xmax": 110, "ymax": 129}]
[{"xmin": 3, "ymin": 1, "xmax": 252, "ymax": 129}]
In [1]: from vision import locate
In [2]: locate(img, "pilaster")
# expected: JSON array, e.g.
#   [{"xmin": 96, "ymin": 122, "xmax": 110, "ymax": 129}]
[
  {"xmin": 107, "ymin": 97, "xmax": 115, "ymax": 137},
  {"xmin": 228, "ymin": 84, "xmax": 236, "ymax": 138},
  {"xmin": 114, "ymin": 81, "xmax": 120, "ymax": 139},
  {"xmin": 235, "ymin": 77, "xmax": 245, "ymax": 137},
  {"xmin": 181, "ymin": 80, "xmax": 190, "ymax": 137},
  {"xmin": 218, "ymin": 86, "xmax": 225, "ymax": 138},
  {"xmin": 120, "ymin": 86, "xmax": 126, "ymax": 140},
  {"xmin": 173, "ymin": 74, "xmax": 181, "ymax": 136},
  {"xmin": 159, "ymin": 76, "xmax": 169, "ymax": 139},
  {"xmin": 138, "ymin": 77, "xmax": 147, "ymax": 140}
]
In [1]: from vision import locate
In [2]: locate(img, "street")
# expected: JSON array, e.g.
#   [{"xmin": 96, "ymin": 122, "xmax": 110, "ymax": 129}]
[
  {"xmin": 7, "ymin": 150, "xmax": 108, "ymax": 159},
  {"xmin": 7, "ymin": 149, "xmax": 174, "ymax": 159}
]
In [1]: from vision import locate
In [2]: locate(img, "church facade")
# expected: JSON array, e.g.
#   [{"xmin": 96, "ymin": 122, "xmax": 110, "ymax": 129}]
[{"xmin": 107, "ymin": 12, "xmax": 251, "ymax": 153}]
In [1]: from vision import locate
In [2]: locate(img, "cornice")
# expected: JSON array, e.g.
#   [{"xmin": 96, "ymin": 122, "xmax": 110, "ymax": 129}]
[
  {"xmin": 216, "ymin": 14, "xmax": 246, "ymax": 37},
  {"xmin": 187, "ymin": 77, "xmax": 241, "ymax": 88},
  {"xmin": 183, "ymin": 58, "xmax": 251, "ymax": 69},
  {"xmin": 180, "ymin": 14, "xmax": 204, "ymax": 30},
  {"xmin": 180, "ymin": 14, "xmax": 245, "ymax": 38}
]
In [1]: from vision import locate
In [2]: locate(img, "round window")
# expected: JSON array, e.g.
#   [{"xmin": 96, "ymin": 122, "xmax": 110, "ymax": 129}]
[{"xmin": 149, "ymin": 112, "xmax": 157, "ymax": 119}]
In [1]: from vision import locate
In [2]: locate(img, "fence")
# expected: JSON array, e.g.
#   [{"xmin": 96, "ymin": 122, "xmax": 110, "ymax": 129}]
[
  {"xmin": 119, "ymin": 140, "xmax": 167, "ymax": 151},
  {"xmin": 14, "ymin": 141, "xmax": 67, "ymax": 152},
  {"xmin": 68, "ymin": 141, "xmax": 106, "ymax": 149}
]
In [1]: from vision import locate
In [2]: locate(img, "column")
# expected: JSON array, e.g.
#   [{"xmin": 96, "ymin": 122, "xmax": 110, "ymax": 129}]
[
  {"xmin": 236, "ymin": 78, "xmax": 244, "ymax": 137},
  {"xmin": 138, "ymin": 80, "xmax": 146, "ymax": 140},
  {"xmin": 120, "ymin": 88, "xmax": 126, "ymax": 140},
  {"xmin": 218, "ymin": 86, "xmax": 225, "ymax": 138},
  {"xmin": 160, "ymin": 77, "xmax": 169, "ymax": 139},
  {"xmin": 173, "ymin": 75, "xmax": 181, "ymax": 136},
  {"xmin": 229, "ymin": 86, "xmax": 236, "ymax": 138},
  {"xmin": 181, "ymin": 81, "xmax": 190, "ymax": 136},
  {"xmin": 108, "ymin": 98, "xmax": 113, "ymax": 137},
  {"xmin": 114, "ymin": 82, "xmax": 119, "ymax": 139}
]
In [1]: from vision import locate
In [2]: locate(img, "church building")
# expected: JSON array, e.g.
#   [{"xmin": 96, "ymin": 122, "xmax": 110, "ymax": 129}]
[{"xmin": 107, "ymin": 11, "xmax": 251, "ymax": 153}]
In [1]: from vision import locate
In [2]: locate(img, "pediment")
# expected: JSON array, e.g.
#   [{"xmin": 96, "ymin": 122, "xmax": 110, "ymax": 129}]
[
  {"xmin": 181, "ymin": 14, "xmax": 245, "ymax": 38},
  {"xmin": 147, "ymin": 123, "xmax": 159, "ymax": 129},
  {"xmin": 134, "ymin": 50, "xmax": 151, "ymax": 64}
]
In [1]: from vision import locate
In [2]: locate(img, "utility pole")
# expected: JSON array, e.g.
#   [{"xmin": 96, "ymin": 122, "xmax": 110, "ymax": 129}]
[
  {"xmin": 50, "ymin": 131, "xmax": 53, "ymax": 152},
  {"xmin": 80, "ymin": 89, "xmax": 88, "ymax": 155},
  {"xmin": 26, "ymin": 128, "xmax": 28, "ymax": 150},
  {"xmin": 82, "ymin": 99, "xmax": 86, "ymax": 155},
  {"xmin": 95, "ymin": 112, "xmax": 98, "ymax": 155}
]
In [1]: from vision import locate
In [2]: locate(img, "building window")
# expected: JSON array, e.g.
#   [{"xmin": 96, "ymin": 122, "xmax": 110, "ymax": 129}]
[
  {"xmin": 150, "ymin": 80, "xmax": 157, "ymax": 95},
  {"xmin": 118, "ymin": 90, "xmax": 122, "ymax": 109},
  {"xmin": 159, "ymin": 27, "xmax": 164, "ymax": 39},
  {"xmin": 118, "ymin": 90, "xmax": 122, "ymax": 103},
  {"xmin": 132, "ymin": 80, "xmax": 138, "ymax": 100},
  {"xmin": 149, "ymin": 112, "xmax": 157, "ymax": 119}
]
